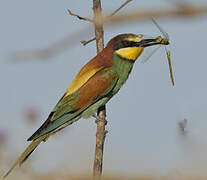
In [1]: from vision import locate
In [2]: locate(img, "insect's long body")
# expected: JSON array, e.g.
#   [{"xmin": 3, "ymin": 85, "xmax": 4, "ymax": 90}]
[
  {"xmin": 152, "ymin": 18, "xmax": 175, "ymax": 86},
  {"xmin": 4, "ymin": 33, "xmax": 169, "ymax": 178}
]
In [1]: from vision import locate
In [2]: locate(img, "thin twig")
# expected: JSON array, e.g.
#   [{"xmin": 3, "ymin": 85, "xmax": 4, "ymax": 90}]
[
  {"xmin": 80, "ymin": 37, "xmax": 96, "ymax": 46},
  {"xmin": 109, "ymin": 0, "xmax": 133, "ymax": 16},
  {"xmin": 81, "ymin": 0, "xmax": 133, "ymax": 46},
  {"xmin": 81, "ymin": 37, "xmax": 96, "ymax": 46},
  {"xmin": 67, "ymin": 9, "xmax": 94, "ymax": 23}
]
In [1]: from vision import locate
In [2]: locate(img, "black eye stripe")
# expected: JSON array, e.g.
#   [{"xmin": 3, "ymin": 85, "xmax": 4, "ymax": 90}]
[
  {"xmin": 113, "ymin": 40, "xmax": 138, "ymax": 50},
  {"xmin": 122, "ymin": 40, "xmax": 132, "ymax": 47}
]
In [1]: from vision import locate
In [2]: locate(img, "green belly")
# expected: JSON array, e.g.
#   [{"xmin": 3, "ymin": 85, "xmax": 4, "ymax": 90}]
[{"xmin": 81, "ymin": 97, "xmax": 109, "ymax": 119}]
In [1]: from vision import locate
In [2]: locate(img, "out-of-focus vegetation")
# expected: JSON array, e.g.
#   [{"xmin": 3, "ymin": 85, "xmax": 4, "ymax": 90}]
[
  {"xmin": 1, "ymin": 166, "xmax": 207, "ymax": 180},
  {"xmin": 0, "ymin": 149, "xmax": 207, "ymax": 180}
]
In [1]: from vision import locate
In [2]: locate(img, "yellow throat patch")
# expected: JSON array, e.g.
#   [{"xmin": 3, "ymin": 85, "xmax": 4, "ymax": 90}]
[{"xmin": 115, "ymin": 47, "xmax": 144, "ymax": 61}]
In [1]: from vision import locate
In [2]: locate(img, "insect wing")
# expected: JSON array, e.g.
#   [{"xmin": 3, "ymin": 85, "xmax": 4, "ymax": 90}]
[
  {"xmin": 140, "ymin": 44, "xmax": 161, "ymax": 63},
  {"xmin": 151, "ymin": 18, "xmax": 169, "ymax": 40}
]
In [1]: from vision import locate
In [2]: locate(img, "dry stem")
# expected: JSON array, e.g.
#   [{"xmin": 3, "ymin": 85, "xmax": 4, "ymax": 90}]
[
  {"xmin": 92, "ymin": 0, "xmax": 106, "ymax": 179},
  {"xmin": 109, "ymin": 0, "xmax": 133, "ymax": 16},
  {"xmin": 80, "ymin": 37, "xmax": 96, "ymax": 46},
  {"xmin": 67, "ymin": 9, "xmax": 93, "ymax": 23},
  {"xmin": 81, "ymin": 0, "xmax": 133, "ymax": 46}
]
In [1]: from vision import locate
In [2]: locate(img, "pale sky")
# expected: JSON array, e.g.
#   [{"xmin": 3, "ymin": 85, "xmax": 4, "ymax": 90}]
[{"xmin": 1, "ymin": 0, "xmax": 207, "ymax": 177}]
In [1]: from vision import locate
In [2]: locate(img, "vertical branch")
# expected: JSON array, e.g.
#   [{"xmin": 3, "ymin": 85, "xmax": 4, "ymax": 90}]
[
  {"xmin": 93, "ymin": 0, "xmax": 104, "ymax": 52},
  {"xmin": 92, "ymin": 0, "xmax": 107, "ymax": 179},
  {"xmin": 67, "ymin": 1, "xmax": 132, "ymax": 179}
]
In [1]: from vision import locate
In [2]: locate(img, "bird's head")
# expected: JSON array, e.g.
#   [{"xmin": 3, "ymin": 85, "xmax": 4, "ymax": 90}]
[{"xmin": 106, "ymin": 33, "xmax": 169, "ymax": 61}]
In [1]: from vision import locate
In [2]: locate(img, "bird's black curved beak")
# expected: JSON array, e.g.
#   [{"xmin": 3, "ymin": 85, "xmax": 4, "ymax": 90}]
[{"xmin": 135, "ymin": 36, "xmax": 169, "ymax": 47}]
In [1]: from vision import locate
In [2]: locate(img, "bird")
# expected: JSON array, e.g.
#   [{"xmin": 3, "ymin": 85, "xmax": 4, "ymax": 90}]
[{"xmin": 3, "ymin": 33, "xmax": 169, "ymax": 178}]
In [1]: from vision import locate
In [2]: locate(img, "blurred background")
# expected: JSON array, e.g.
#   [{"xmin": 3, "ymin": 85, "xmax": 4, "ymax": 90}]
[{"xmin": 1, "ymin": 0, "xmax": 207, "ymax": 179}]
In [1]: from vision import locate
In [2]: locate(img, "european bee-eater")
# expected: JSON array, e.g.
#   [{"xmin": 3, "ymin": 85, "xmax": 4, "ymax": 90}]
[{"xmin": 4, "ymin": 33, "xmax": 169, "ymax": 178}]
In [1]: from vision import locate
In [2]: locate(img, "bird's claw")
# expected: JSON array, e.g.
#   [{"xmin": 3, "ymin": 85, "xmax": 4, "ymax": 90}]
[{"xmin": 92, "ymin": 114, "xmax": 107, "ymax": 125}]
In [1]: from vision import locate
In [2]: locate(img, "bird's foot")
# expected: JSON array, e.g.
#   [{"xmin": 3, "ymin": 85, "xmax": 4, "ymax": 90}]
[{"xmin": 92, "ymin": 114, "xmax": 107, "ymax": 125}]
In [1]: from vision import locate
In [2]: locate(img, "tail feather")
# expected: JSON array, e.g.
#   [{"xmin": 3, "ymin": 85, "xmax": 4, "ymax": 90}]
[{"xmin": 3, "ymin": 134, "xmax": 50, "ymax": 179}]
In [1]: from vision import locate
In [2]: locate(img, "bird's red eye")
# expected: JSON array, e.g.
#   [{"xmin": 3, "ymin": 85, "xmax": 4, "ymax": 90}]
[{"xmin": 123, "ymin": 41, "xmax": 131, "ymax": 47}]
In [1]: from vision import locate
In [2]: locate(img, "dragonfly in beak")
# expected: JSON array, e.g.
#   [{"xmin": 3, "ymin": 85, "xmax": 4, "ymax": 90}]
[{"xmin": 139, "ymin": 18, "xmax": 175, "ymax": 86}]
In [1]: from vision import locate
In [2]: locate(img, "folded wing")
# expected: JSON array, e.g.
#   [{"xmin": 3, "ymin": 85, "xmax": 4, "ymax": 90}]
[{"xmin": 28, "ymin": 67, "xmax": 118, "ymax": 141}]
